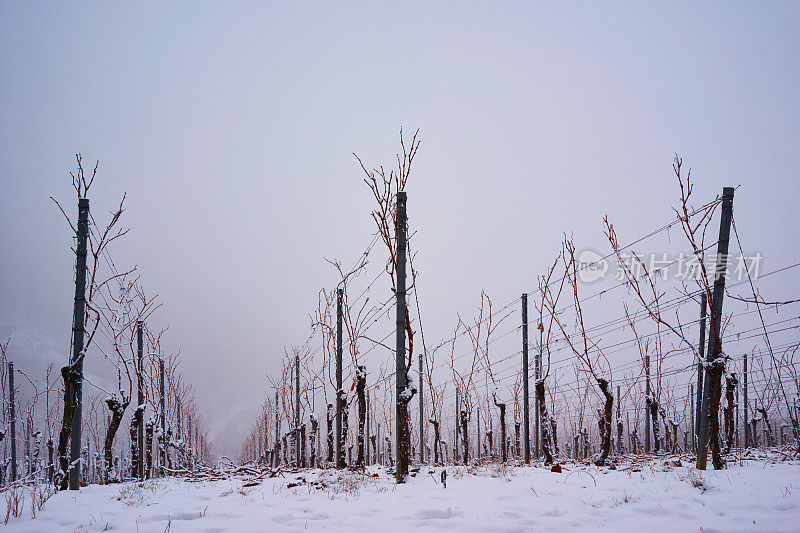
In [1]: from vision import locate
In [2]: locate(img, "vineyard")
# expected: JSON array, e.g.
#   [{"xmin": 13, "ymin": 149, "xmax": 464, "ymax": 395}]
[
  {"xmin": 2, "ymin": 3, "xmax": 799, "ymax": 532},
  {"xmin": 1, "ymin": 136, "xmax": 798, "ymax": 533},
  {"xmin": 237, "ymin": 140, "xmax": 798, "ymax": 476}
]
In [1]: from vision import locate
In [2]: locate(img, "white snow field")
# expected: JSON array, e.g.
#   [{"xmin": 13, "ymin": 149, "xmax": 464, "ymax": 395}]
[{"xmin": 5, "ymin": 457, "xmax": 799, "ymax": 532}]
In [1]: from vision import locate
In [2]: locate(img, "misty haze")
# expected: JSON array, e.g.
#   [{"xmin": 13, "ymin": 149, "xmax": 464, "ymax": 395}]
[{"xmin": 1, "ymin": 2, "xmax": 798, "ymax": 532}]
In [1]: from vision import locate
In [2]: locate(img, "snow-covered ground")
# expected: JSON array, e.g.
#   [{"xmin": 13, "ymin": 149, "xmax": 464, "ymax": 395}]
[{"xmin": 5, "ymin": 456, "xmax": 799, "ymax": 532}]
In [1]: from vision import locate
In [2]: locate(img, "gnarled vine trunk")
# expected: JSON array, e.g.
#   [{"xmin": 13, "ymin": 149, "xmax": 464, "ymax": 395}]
[
  {"xmin": 429, "ymin": 418, "xmax": 440, "ymax": 464},
  {"xmin": 104, "ymin": 395, "xmax": 127, "ymax": 483},
  {"xmin": 56, "ymin": 362, "xmax": 81, "ymax": 490},
  {"xmin": 326, "ymin": 403, "xmax": 334, "ymax": 465},
  {"xmin": 535, "ymin": 380, "xmax": 554, "ymax": 465},
  {"xmin": 460, "ymin": 410, "xmax": 469, "ymax": 464},
  {"xmin": 301, "ymin": 424, "xmax": 307, "ymax": 468},
  {"xmin": 551, "ymin": 417, "xmax": 559, "ymax": 454},
  {"xmin": 341, "ymin": 399, "xmax": 349, "ymax": 467},
  {"xmin": 707, "ymin": 362, "xmax": 725, "ymax": 468},
  {"xmin": 356, "ymin": 367, "xmax": 367, "ymax": 468},
  {"xmin": 757, "ymin": 407, "xmax": 774, "ymax": 447},
  {"xmin": 145, "ymin": 418, "xmax": 153, "ymax": 479},
  {"xmin": 594, "ymin": 379, "xmax": 613, "ymax": 466},
  {"xmin": 646, "ymin": 396, "xmax": 661, "ymax": 453},
  {"xmin": 309, "ymin": 416, "xmax": 318, "ymax": 468},
  {"xmin": 129, "ymin": 405, "xmax": 144, "ymax": 479},
  {"xmin": 494, "ymin": 399, "xmax": 507, "ymax": 462},
  {"xmin": 660, "ymin": 408, "xmax": 671, "ymax": 452},
  {"xmin": 582, "ymin": 428, "xmax": 589, "ymax": 459},
  {"xmin": 724, "ymin": 374, "xmax": 738, "ymax": 453},
  {"xmin": 385, "ymin": 435, "xmax": 393, "ymax": 467}
]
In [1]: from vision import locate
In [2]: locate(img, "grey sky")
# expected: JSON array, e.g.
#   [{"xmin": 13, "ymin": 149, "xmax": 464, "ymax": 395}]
[{"xmin": 1, "ymin": 2, "xmax": 798, "ymax": 454}]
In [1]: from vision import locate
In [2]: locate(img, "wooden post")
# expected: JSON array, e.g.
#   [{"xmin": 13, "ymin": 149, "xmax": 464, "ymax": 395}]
[
  {"xmin": 690, "ymin": 382, "xmax": 695, "ymax": 453},
  {"xmin": 295, "ymin": 354, "xmax": 301, "ymax": 467},
  {"xmin": 522, "ymin": 294, "xmax": 530, "ymax": 463},
  {"xmin": 9, "ymin": 362, "xmax": 16, "ymax": 481},
  {"xmin": 366, "ymin": 391, "xmax": 371, "ymax": 466},
  {"xmin": 616, "ymin": 384, "xmax": 622, "ymax": 453},
  {"xmin": 69, "ymin": 197, "xmax": 89, "ymax": 490},
  {"xmin": 645, "ymin": 354, "xmax": 651, "ymax": 453},
  {"xmin": 534, "ymin": 296, "xmax": 540, "ymax": 459},
  {"xmin": 136, "ymin": 321, "xmax": 144, "ymax": 479},
  {"xmin": 275, "ymin": 390, "xmax": 280, "ymax": 465},
  {"xmin": 394, "ymin": 191, "xmax": 410, "ymax": 482},
  {"xmin": 336, "ymin": 288, "xmax": 344, "ymax": 468},
  {"xmin": 419, "ymin": 354, "xmax": 424, "ymax": 463},
  {"xmin": 743, "ymin": 352, "xmax": 749, "ymax": 448},
  {"xmin": 697, "ymin": 187, "xmax": 735, "ymax": 470},
  {"xmin": 695, "ymin": 292, "xmax": 707, "ymax": 447},
  {"xmin": 477, "ymin": 405, "xmax": 481, "ymax": 459},
  {"xmin": 454, "ymin": 387, "xmax": 459, "ymax": 462},
  {"xmin": 159, "ymin": 358, "xmax": 166, "ymax": 474}
]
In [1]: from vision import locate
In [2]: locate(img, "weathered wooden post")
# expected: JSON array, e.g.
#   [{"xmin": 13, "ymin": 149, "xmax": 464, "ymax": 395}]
[
  {"xmin": 454, "ymin": 387, "xmax": 459, "ymax": 462},
  {"xmin": 275, "ymin": 390, "xmax": 280, "ymax": 465},
  {"xmin": 68, "ymin": 197, "xmax": 89, "ymax": 490},
  {"xmin": 419, "ymin": 354, "xmax": 424, "ymax": 463},
  {"xmin": 616, "ymin": 384, "xmax": 622, "ymax": 453},
  {"xmin": 295, "ymin": 353, "xmax": 301, "ymax": 467},
  {"xmin": 645, "ymin": 353, "xmax": 651, "ymax": 453},
  {"xmin": 336, "ymin": 288, "xmax": 344, "ymax": 468},
  {"xmin": 160, "ymin": 358, "xmax": 166, "ymax": 474},
  {"xmin": 743, "ymin": 352, "xmax": 749, "ymax": 448},
  {"xmin": 9, "ymin": 361, "xmax": 16, "ymax": 481},
  {"xmin": 522, "ymin": 293, "xmax": 530, "ymax": 463},
  {"xmin": 697, "ymin": 187, "xmax": 734, "ymax": 470},
  {"xmin": 137, "ymin": 321, "xmax": 144, "ymax": 479},
  {"xmin": 477, "ymin": 405, "xmax": 481, "ymax": 459},
  {"xmin": 395, "ymin": 191, "xmax": 410, "ymax": 481},
  {"xmin": 690, "ymin": 382, "xmax": 695, "ymax": 453},
  {"xmin": 695, "ymin": 292, "xmax": 706, "ymax": 448}
]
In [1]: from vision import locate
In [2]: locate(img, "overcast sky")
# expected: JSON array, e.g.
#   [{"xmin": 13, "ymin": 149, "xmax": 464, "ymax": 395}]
[{"xmin": 1, "ymin": 2, "xmax": 798, "ymax": 455}]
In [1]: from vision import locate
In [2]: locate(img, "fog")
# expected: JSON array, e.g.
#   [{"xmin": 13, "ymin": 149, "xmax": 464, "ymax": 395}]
[{"xmin": 1, "ymin": 2, "xmax": 798, "ymax": 455}]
